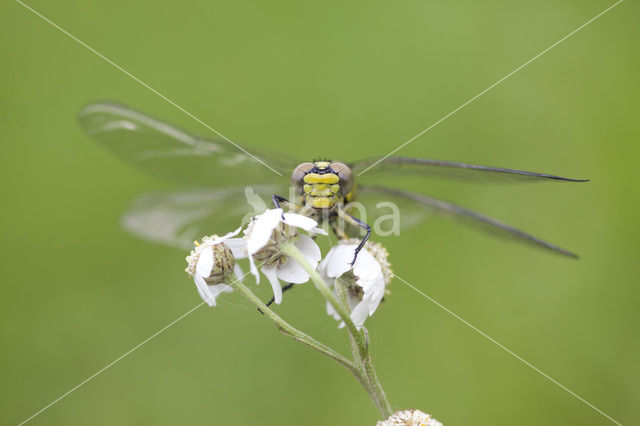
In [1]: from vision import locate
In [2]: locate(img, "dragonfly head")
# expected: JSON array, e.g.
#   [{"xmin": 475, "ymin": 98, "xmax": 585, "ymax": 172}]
[{"xmin": 291, "ymin": 161, "xmax": 354, "ymax": 210}]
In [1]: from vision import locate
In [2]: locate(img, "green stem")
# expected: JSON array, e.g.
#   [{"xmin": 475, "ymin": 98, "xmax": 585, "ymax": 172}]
[
  {"xmin": 282, "ymin": 243, "xmax": 393, "ymax": 418},
  {"xmin": 336, "ymin": 278, "xmax": 392, "ymax": 418},
  {"xmin": 361, "ymin": 330, "xmax": 392, "ymax": 417},
  {"xmin": 335, "ymin": 280, "xmax": 367, "ymax": 371},
  {"xmin": 336, "ymin": 280, "xmax": 382, "ymax": 409},
  {"xmin": 282, "ymin": 244, "xmax": 367, "ymax": 358},
  {"xmin": 230, "ymin": 280, "xmax": 355, "ymax": 373},
  {"xmin": 335, "ymin": 282, "xmax": 366, "ymax": 368}
]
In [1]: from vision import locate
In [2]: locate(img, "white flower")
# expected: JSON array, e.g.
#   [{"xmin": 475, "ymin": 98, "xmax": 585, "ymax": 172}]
[
  {"xmin": 185, "ymin": 228, "xmax": 247, "ymax": 307},
  {"xmin": 320, "ymin": 239, "xmax": 391, "ymax": 329},
  {"xmin": 377, "ymin": 409, "xmax": 442, "ymax": 426},
  {"xmin": 245, "ymin": 208, "xmax": 325, "ymax": 305}
]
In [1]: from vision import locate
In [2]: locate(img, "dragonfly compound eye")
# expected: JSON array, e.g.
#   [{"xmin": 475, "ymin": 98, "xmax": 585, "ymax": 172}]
[
  {"xmin": 329, "ymin": 162, "xmax": 354, "ymax": 195},
  {"xmin": 291, "ymin": 162, "xmax": 315, "ymax": 189}
]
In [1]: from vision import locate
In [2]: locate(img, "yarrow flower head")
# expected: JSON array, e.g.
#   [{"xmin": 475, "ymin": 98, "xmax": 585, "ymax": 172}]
[
  {"xmin": 185, "ymin": 228, "xmax": 247, "ymax": 307},
  {"xmin": 320, "ymin": 238, "xmax": 392, "ymax": 329},
  {"xmin": 377, "ymin": 409, "xmax": 442, "ymax": 426},
  {"xmin": 244, "ymin": 208, "xmax": 326, "ymax": 304}
]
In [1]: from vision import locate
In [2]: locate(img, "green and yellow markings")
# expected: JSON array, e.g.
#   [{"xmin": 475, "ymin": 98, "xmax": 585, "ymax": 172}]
[
  {"xmin": 303, "ymin": 173, "xmax": 340, "ymax": 184},
  {"xmin": 303, "ymin": 183, "xmax": 341, "ymax": 197},
  {"xmin": 308, "ymin": 197, "xmax": 334, "ymax": 208}
]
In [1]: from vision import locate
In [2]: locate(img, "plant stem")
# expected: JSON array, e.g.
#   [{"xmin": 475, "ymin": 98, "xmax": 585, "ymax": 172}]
[
  {"xmin": 230, "ymin": 279, "xmax": 355, "ymax": 373},
  {"xmin": 335, "ymin": 281, "xmax": 366, "ymax": 370},
  {"xmin": 335, "ymin": 280, "xmax": 368, "ymax": 373},
  {"xmin": 362, "ymin": 341, "xmax": 392, "ymax": 417},
  {"xmin": 282, "ymin": 243, "xmax": 393, "ymax": 418},
  {"xmin": 336, "ymin": 278, "xmax": 392, "ymax": 418},
  {"xmin": 281, "ymin": 244, "xmax": 367, "ymax": 358},
  {"xmin": 336, "ymin": 279, "xmax": 383, "ymax": 410}
]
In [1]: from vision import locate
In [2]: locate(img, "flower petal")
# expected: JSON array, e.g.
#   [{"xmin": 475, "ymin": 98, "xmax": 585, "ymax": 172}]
[
  {"xmin": 249, "ymin": 255, "xmax": 260, "ymax": 284},
  {"xmin": 262, "ymin": 266, "xmax": 282, "ymax": 305},
  {"xmin": 310, "ymin": 227, "xmax": 329, "ymax": 236},
  {"xmin": 317, "ymin": 260, "xmax": 332, "ymax": 287},
  {"xmin": 350, "ymin": 294, "xmax": 374, "ymax": 329},
  {"xmin": 244, "ymin": 187, "xmax": 268, "ymax": 213},
  {"xmin": 211, "ymin": 283, "xmax": 233, "ymax": 297},
  {"xmin": 233, "ymin": 263, "xmax": 244, "ymax": 282},
  {"xmin": 295, "ymin": 234, "xmax": 321, "ymax": 263},
  {"xmin": 194, "ymin": 274, "xmax": 216, "ymax": 307},
  {"xmin": 276, "ymin": 235, "xmax": 320, "ymax": 283},
  {"xmin": 224, "ymin": 237, "xmax": 248, "ymax": 259},
  {"xmin": 212, "ymin": 227, "xmax": 242, "ymax": 245},
  {"xmin": 282, "ymin": 212, "xmax": 318, "ymax": 231},
  {"xmin": 326, "ymin": 299, "xmax": 341, "ymax": 321},
  {"xmin": 325, "ymin": 296, "xmax": 346, "ymax": 327},
  {"xmin": 247, "ymin": 209, "xmax": 282, "ymax": 255},
  {"xmin": 195, "ymin": 246, "xmax": 214, "ymax": 278},
  {"xmin": 352, "ymin": 249, "xmax": 382, "ymax": 283},
  {"xmin": 368, "ymin": 270, "xmax": 387, "ymax": 315},
  {"xmin": 282, "ymin": 212, "xmax": 327, "ymax": 235},
  {"xmin": 321, "ymin": 243, "xmax": 356, "ymax": 278},
  {"xmin": 276, "ymin": 258, "xmax": 309, "ymax": 284}
]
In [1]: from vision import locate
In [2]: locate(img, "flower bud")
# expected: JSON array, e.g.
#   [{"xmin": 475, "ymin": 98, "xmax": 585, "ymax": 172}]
[
  {"xmin": 244, "ymin": 209, "xmax": 325, "ymax": 305},
  {"xmin": 244, "ymin": 214, "xmax": 297, "ymax": 268},
  {"xmin": 377, "ymin": 409, "xmax": 442, "ymax": 426},
  {"xmin": 185, "ymin": 235, "xmax": 236, "ymax": 284},
  {"xmin": 185, "ymin": 229, "xmax": 245, "ymax": 307}
]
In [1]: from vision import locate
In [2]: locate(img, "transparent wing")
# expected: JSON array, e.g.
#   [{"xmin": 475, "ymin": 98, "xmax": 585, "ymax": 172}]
[
  {"xmin": 121, "ymin": 185, "xmax": 284, "ymax": 250},
  {"xmin": 351, "ymin": 156, "xmax": 589, "ymax": 183},
  {"xmin": 351, "ymin": 185, "xmax": 578, "ymax": 258},
  {"xmin": 78, "ymin": 102, "xmax": 298, "ymax": 185}
]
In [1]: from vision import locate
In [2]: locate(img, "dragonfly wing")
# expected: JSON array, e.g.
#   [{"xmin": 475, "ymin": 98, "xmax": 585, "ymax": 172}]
[
  {"xmin": 355, "ymin": 185, "xmax": 578, "ymax": 258},
  {"xmin": 351, "ymin": 156, "xmax": 589, "ymax": 183},
  {"xmin": 78, "ymin": 102, "xmax": 297, "ymax": 185},
  {"xmin": 121, "ymin": 185, "xmax": 283, "ymax": 250},
  {"xmin": 343, "ymin": 189, "xmax": 430, "ymax": 236}
]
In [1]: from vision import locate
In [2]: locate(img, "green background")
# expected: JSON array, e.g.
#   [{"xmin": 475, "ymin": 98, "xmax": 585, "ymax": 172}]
[{"xmin": 1, "ymin": 0, "xmax": 638, "ymax": 425}]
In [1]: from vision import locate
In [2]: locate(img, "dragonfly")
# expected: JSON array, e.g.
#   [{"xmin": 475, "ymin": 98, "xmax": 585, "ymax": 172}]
[{"xmin": 78, "ymin": 102, "xmax": 587, "ymax": 268}]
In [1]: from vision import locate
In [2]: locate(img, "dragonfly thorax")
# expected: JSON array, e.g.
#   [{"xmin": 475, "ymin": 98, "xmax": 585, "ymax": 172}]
[{"xmin": 291, "ymin": 161, "xmax": 354, "ymax": 210}]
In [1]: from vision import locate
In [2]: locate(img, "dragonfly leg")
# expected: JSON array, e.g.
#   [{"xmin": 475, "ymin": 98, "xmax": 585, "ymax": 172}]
[
  {"xmin": 331, "ymin": 218, "xmax": 349, "ymax": 240},
  {"xmin": 272, "ymin": 194, "xmax": 302, "ymax": 218},
  {"xmin": 272, "ymin": 194, "xmax": 286, "ymax": 209},
  {"xmin": 337, "ymin": 209, "xmax": 371, "ymax": 266},
  {"xmin": 258, "ymin": 283, "xmax": 295, "ymax": 314}
]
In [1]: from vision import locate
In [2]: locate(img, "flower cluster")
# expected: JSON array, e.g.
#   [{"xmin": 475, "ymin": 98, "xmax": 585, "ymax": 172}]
[
  {"xmin": 377, "ymin": 409, "xmax": 442, "ymax": 426},
  {"xmin": 182, "ymin": 196, "xmax": 442, "ymax": 424},
  {"xmin": 320, "ymin": 239, "xmax": 391, "ymax": 329},
  {"xmin": 245, "ymin": 209, "xmax": 324, "ymax": 305},
  {"xmin": 185, "ymin": 207, "xmax": 393, "ymax": 328}
]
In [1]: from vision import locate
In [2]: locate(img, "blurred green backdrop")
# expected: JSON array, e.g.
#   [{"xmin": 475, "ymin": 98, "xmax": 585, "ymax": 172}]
[{"xmin": 1, "ymin": 0, "xmax": 638, "ymax": 425}]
